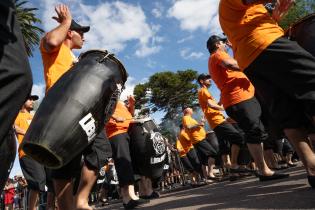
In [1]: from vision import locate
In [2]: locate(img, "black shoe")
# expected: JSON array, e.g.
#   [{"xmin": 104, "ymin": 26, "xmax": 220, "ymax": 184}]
[
  {"xmin": 123, "ymin": 198, "xmax": 149, "ymax": 209},
  {"xmin": 230, "ymin": 167, "xmax": 254, "ymax": 174},
  {"xmin": 307, "ymin": 175, "xmax": 315, "ymax": 188},
  {"xmin": 139, "ymin": 191, "xmax": 160, "ymax": 199},
  {"xmin": 258, "ymin": 173, "xmax": 289, "ymax": 182}
]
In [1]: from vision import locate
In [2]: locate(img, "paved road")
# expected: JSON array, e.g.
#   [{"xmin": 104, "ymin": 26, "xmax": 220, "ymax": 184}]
[{"xmin": 99, "ymin": 165, "xmax": 315, "ymax": 209}]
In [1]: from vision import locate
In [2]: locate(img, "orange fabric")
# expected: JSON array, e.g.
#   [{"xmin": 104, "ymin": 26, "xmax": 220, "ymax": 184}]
[
  {"xmin": 105, "ymin": 101, "xmax": 133, "ymax": 139},
  {"xmin": 198, "ymin": 87, "xmax": 225, "ymax": 129},
  {"xmin": 40, "ymin": 41, "xmax": 74, "ymax": 92},
  {"xmin": 182, "ymin": 115, "xmax": 206, "ymax": 144},
  {"xmin": 209, "ymin": 50, "xmax": 255, "ymax": 109},
  {"xmin": 176, "ymin": 140, "xmax": 187, "ymax": 157},
  {"xmin": 178, "ymin": 130, "xmax": 194, "ymax": 153},
  {"xmin": 14, "ymin": 111, "xmax": 33, "ymax": 158},
  {"xmin": 219, "ymin": 0, "xmax": 284, "ymax": 70}
]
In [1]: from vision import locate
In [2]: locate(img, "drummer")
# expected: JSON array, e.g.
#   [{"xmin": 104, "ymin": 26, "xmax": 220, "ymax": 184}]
[
  {"xmin": 105, "ymin": 96, "xmax": 148, "ymax": 209},
  {"xmin": 14, "ymin": 95, "xmax": 46, "ymax": 210},
  {"xmin": 182, "ymin": 107, "xmax": 219, "ymax": 180},
  {"xmin": 197, "ymin": 73, "xmax": 249, "ymax": 176},
  {"xmin": 218, "ymin": 0, "xmax": 315, "ymax": 187},
  {"xmin": 177, "ymin": 124, "xmax": 204, "ymax": 183},
  {"xmin": 40, "ymin": 4, "xmax": 111, "ymax": 210}
]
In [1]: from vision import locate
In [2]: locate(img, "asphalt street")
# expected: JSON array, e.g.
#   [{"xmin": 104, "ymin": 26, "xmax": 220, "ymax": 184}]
[{"xmin": 98, "ymin": 164, "xmax": 315, "ymax": 210}]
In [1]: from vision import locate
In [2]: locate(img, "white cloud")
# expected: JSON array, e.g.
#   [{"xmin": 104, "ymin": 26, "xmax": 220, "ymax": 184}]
[
  {"xmin": 177, "ymin": 35, "xmax": 194, "ymax": 44},
  {"xmin": 151, "ymin": 2, "xmax": 164, "ymax": 18},
  {"xmin": 120, "ymin": 77, "xmax": 136, "ymax": 101},
  {"xmin": 32, "ymin": 83, "xmax": 45, "ymax": 101},
  {"xmin": 180, "ymin": 48, "xmax": 204, "ymax": 60},
  {"xmin": 168, "ymin": 0, "xmax": 221, "ymax": 33},
  {"xmin": 40, "ymin": 1, "xmax": 161, "ymax": 57}
]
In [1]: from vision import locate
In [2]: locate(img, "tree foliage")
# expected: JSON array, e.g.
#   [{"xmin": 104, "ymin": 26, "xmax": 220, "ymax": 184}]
[
  {"xmin": 134, "ymin": 69, "xmax": 199, "ymax": 120},
  {"xmin": 279, "ymin": 0, "xmax": 315, "ymax": 30},
  {"xmin": 16, "ymin": 0, "xmax": 44, "ymax": 57}
]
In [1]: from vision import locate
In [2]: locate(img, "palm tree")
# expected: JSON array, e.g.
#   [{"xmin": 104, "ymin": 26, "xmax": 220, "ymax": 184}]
[{"xmin": 16, "ymin": 0, "xmax": 44, "ymax": 57}]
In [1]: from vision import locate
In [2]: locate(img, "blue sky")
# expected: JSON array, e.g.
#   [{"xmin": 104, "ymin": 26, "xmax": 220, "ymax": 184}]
[{"xmin": 11, "ymin": 0, "xmax": 223, "ymax": 177}]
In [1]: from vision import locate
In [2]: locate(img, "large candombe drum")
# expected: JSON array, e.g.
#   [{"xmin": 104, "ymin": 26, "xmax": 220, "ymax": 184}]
[
  {"xmin": 128, "ymin": 118, "xmax": 166, "ymax": 179},
  {"xmin": 21, "ymin": 50, "xmax": 128, "ymax": 168},
  {"xmin": 285, "ymin": 13, "xmax": 315, "ymax": 57}
]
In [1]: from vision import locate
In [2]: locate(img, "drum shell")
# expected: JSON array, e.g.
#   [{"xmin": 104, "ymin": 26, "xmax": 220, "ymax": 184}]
[
  {"xmin": 285, "ymin": 14, "xmax": 315, "ymax": 57},
  {"xmin": 128, "ymin": 120, "xmax": 166, "ymax": 179},
  {"xmin": 21, "ymin": 50, "xmax": 127, "ymax": 169}
]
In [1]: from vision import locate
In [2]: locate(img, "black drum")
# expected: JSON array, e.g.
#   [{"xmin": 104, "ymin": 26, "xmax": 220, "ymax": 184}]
[
  {"xmin": 285, "ymin": 13, "xmax": 315, "ymax": 56},
  {"xmin": 128, "ymin": 118, "xmax": 166, "ymax": 179},
  {"xmin": 21, "ymin": 50, "xmax": 128, "ymax": 168}
]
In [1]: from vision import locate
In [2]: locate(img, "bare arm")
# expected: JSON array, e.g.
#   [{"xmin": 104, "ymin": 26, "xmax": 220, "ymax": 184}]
[
  {"xmin": 42, "ymin": 4, "xmax": 72, "ymax": 53},
  {"xmin": 14, "ymin": 125, "xmax": 26, "ymax": 135},
  {"xmin": 207, "ymin": 99, "xmax": 225, "ymax": 111},
  {"xmin": 127, "ymin": 96, "xmax": 135, "ymax": 116},
  {"xmin": 219, "ymin": 57, "xmax": 241, "ymax": 71}
]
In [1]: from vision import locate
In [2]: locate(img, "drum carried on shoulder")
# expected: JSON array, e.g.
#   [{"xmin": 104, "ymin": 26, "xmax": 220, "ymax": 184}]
[
  {"xmin": 21, "ymin": 50, "xmax": 128, "ymax": 169},
  {"xmin": 128, "ymin": 117, "xmax": 166, "ymax": 179},
  {"xmin": 285, "ymin": 13, "xmax": 315, "ymax": 56}
]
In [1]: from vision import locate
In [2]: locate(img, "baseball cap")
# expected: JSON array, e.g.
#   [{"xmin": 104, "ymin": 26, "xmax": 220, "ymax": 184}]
[
  {"xmin": 206, "ymin": 35, "xmax": 227, "ymax": 53},
  {"xmin": 70, "ymin": 20, "xmax": 90, "ymax": 33},
  {"xmin": 197, "ymin": 73, "xmax": 211, "ymax": 85},
  {"xmin": 28, "ymin": 95, "xmax": 39, "ymax": 101}
]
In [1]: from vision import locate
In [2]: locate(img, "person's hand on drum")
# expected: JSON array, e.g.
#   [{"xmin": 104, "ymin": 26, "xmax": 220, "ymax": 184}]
[
  {"xmin": 52, "ymin": 4, "xmax": 72, "ymax": 25},
  {"xmin": 113, "ymin": 116, "xmax": 125, "ymax": 122},
  {"xmin": 272, "ymin": 0, "xmax": 295, "ymax": 22}
]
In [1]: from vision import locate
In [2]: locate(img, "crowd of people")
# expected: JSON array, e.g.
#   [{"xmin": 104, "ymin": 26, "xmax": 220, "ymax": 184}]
[{"xmin": 1, "ymin": 0, "xmax": 315, "ymax": 209}]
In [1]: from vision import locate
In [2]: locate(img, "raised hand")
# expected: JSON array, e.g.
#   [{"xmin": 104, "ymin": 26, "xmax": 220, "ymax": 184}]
[
  {"xmin": 272, "ymin": 0, "xmax": 295, "ymax": 22},
  {"xmin": 52, "ymin": 4, "xmax": 72, "ymax": 24}
]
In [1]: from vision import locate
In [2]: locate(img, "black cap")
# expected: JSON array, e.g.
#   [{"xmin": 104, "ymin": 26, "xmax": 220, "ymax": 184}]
[
  {"xmin": 206, "ymin": 35, "xmax": 227, "ymax": 53},
  {"xmin": 28, "ymin": 95, "xmax": 39, "ymax": 101},
  {"xmin": 70, "ymin": 20, "xmax": 90, "ymax": 33},
  {"xmin": 197, "ymin": 73, "xmax": 211, "ymax": 85}
]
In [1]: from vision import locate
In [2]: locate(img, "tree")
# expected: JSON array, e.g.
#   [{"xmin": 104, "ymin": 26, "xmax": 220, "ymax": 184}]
[
  {"xmin": 16, "ymin": 0, "xmax": 44, "ymax": 57},
  {"xmin": 279, "ymin": 0, "xmax": 315, "ymax": 30},
  {"xmin": 134, "ymin": 69, "xmax": 199, "ymax": 120}
]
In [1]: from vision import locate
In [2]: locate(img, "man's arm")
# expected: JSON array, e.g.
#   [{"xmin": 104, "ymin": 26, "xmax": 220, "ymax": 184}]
[
  {"xmin": 127, "ymin": 96, "xmax": 135, "ymax": 116},
  {"xmin": 42, "ymin": 4, "xmax": 72, "ymax": 53},
  {"xmin": 219, "ymin": 56, "xmax": 241, "ymax": 71},
  {"xmin": 14, "ymin": 124, "xmax": 26, "ymax": 135},
  {"xmin": 207, "ymin": 99, "xmax": 225, "ymax": 111}
]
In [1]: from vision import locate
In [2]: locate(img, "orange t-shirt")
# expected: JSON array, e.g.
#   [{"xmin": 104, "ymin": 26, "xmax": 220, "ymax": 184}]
[
  {"xmin": 40, "ymin": 41, "xmax": 75, "ymax": 92},
  {"xmin": 219, "ymin": 0, "xmax": 284, "ymax": 70},
  {"xmin": 176, "ymin": 139, "xmax": 187, "ymax": 157},
  {"xmin": 182, "ymin": 115, "xmax": 206, "ymax": 144},
  {"xmin": 209, "ymin": 50, "xmax": 255, "ymax": 109},
  {"xmin": 14, "ymin": 111, "xmax": 33, "ymax": 158},
  {"xmin": 178, "ymin": 129, "xmax": 194, "ymax": 153},
  {"xmin": 105, "ymin": 101, "xmax": 133, "ymax": 139},
  {"xmin": 198, "ymin": 87, "xmax": 225, "ymax": 129}
]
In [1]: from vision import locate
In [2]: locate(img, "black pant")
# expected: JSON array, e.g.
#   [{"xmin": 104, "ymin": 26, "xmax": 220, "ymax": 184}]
[
  {"xmin": 226, "ymin": 97, "xmax": 268, "ymax": 144},
  {"xmin": 214, "ymin": 121, "xmax": 244, "ymax": 154},
  {"xmin": 186, "ymin": 148, "xmax": 203, "ymax": 177},
  {"xmin": 109, "ymin": 132, "xmax": 135, "ymax": 187},
  {"xmin": 0, "ymin": 0, "xmax": 32, "ymax": 193}
]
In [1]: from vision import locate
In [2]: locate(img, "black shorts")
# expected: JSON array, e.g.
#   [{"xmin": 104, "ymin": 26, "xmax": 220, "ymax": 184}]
[
  {"xmin": 244, "ymin": 37, "xmax": 315, "ymax": 129},
  {"xmin": 19, "ymin": 156, "xmax": 46, "ymax": 191},
  {"xmin": 226, "ymin": 97, "xmax": 268, "ymax": 144},
  {"xmin": 51, "ymin": 131, "xmax": 111, "ymax": 179},
  {"xmin": 180, "ymin": 156, "xmax": 194, "ymax": 172},
  {"xmin": 214, "ymin": 121, "xmax": 244, "ymax": 153},
  {"xmin": 194, "ymin": 139, "xmax": 218, "ymax": 165},
  {"xmin": 186, "ymin": 148, "xmax": 203, "ymax": 176},
  {"xmin": 109, "ymin": 132, "xmax": 135, "ymax": 187}
]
